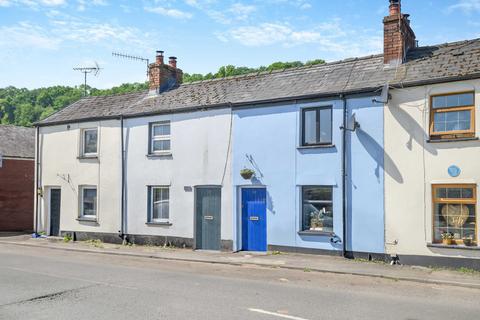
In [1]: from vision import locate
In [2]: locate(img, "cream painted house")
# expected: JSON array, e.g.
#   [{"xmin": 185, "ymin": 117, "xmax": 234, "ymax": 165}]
[{"xmin": 385, "ymin": 80, "xmax": 480, "ymax": 268}]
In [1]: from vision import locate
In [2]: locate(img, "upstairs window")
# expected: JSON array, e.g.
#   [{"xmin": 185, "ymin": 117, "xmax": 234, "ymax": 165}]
[
  {"xmin": 430, "ymin": 92, "xmax": 475, "ymax": 140},
  {"xmin": 302, "ymin": 107, "xmax": 332, "ymax": 146},
  {"xmin": 82, "ymin": 128, "xmax": 98, "ymax": 156},
  {"xmin": 150, "ymin": 121, "xmax": 171, "ymax": 154}
]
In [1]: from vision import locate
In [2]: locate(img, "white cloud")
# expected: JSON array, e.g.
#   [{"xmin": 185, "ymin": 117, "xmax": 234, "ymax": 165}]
[
  {"xmin": 0, "ymin": 14, "xmax": 153, "ymax": 51},
  {"xmin": 185, "ymin": 1, "xmax": 256, "ymax": 24},
  {"xmin": 217, "ymin": 19, "xmax": 382, "ymax": 59},
  {"xmin": 230, "ymin": 3, "xmax": 256, "ymax": 20},
  {"xmin": 77, "ymin": 0, "xmax": 107, "ymax": 11},
  {"xmin": 145, "ymin": 6, "xmax": 193, "ymax": 19},
  {"xmin": 447, "ymin": 0, "xmax": 480, "ymax": 13},
  {"xmin": 0, "ymin": 22, "xmax": 61, "ymax": 49},
  {"xmin": 0, "ymin": 0, "xmax": 11, "ymax": 7}
]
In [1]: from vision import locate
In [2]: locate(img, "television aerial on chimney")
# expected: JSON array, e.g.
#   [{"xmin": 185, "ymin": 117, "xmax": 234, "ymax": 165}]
[
  {"xmin": 112, "ymin": 52, "xmax": 150, "ymax": 78},
  {"xmin": 73, "ymin": 61, "xmax": 102, "ymax": 97}
]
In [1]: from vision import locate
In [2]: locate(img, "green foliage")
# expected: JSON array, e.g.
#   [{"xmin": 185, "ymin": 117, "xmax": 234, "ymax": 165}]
[{"xmin": 0, "ymin": 59, "xmax": 326, "ymax": 127}]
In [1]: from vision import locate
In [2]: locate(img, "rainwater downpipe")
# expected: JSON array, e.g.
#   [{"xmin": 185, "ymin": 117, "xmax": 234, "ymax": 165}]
[
  {"xmin": 34, "ymin": 126, "xmax": 40, "ymax": 235},
  {"xmin": 120, "ymin": 115, "xmax": 126, "ymax": 242},
  {"xmin": 340, "ymin": 94, "xmax": 348, "ymax": 258}
]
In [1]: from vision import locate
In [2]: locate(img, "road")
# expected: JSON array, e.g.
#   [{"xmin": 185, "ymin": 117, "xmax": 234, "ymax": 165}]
[{"xmin": 0, "ymin": 244, "xmax": 478, "ymax": 320}]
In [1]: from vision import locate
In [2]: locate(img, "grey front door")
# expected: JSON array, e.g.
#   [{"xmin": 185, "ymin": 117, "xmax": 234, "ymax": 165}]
[
  {"xmin": 195, "ymin": 187, "xmax": 221, "ymax": 250},
  {"xmin": 50, "ymin": 189, "xmax": 61, "ymax": 236}
]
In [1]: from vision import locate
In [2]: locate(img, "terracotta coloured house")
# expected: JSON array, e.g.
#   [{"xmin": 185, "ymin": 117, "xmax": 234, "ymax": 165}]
[{"xmin": 0, "ymin": 125, "xmax": 35, "ymax": 232}]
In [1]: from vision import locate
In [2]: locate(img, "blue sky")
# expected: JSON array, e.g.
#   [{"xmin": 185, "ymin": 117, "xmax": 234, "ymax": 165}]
[{"xmin": 0, "ymin": 0, "xmax": 479, "ymax": 89}]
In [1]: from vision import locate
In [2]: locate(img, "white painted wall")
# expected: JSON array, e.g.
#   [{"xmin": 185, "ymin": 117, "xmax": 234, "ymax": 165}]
[
  {"xmin": 38, "ymin": 120, "xmax": 122, "ymax": 235},
  {"xmin": 124, "ymin": 108, "xmax": 233, "ymax": 241},
  {"xmin": 385, "ymin": 79, "xmax": 480, "ymax": 258}
]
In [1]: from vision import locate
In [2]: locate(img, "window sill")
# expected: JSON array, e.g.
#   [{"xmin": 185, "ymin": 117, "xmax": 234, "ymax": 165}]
[
  {"xmin": 146, "ymin": 222, "xmax": 172, "ymax": 226},
  {"xmin": 427, "ymin": 243, "xmax": 480, "ymax": 251},
  {"xmin": 77, "ymin": 155, "xmax": 98, "ymax": 160},
  {"xmin": 146, "ymin": 153, "xmax": 172, "ymax": 158},
  {"xmin": 76, "ymin": 217, "xmax": 98, "ymax": 223},
  {"xmin": 297, "ymin": 144, "xmax": 335, "ymax": 150},
  {"xmin": 298, "ymin": 230, "xmax": 334, "ymax": 236},
  {"xmin": 427, "ymin": 137, "xmax": 479, "ymax": 143}
]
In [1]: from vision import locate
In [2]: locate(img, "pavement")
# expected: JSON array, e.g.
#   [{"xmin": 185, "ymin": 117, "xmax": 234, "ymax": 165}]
[
  {"xmin": 0, "ymin": 233, "xmax": 480, "ymax": 290},
  {"xmin": 0, "ymin": 242, "xmax": 479, "ymax": 320}
]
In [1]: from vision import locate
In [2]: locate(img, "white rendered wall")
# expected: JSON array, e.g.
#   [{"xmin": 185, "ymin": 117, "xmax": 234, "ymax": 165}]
[{"xmin": 124, "ymin": 108, "xmax": 233, "ymax": 241}]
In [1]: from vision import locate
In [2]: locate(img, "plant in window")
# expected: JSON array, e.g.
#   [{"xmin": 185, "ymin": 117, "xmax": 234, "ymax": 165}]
[
  {"xmin": 441, "ymin": 232, "xmax": 454, "ymax": 245},
  {"xmin": 463, "ymin": 235, "xmax": 474, "ymax": 246},
  {"xmin": 240, "ymin": 168, "xmax": 255, "ymax": 180}
]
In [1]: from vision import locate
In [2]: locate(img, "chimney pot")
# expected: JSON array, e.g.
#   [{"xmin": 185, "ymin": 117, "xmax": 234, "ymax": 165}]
[
  {"xmin": 169, "ymin": 56, "xmax": 177, "ymax": 68},
  {"xmin": 156, "ymin": 50, "xmax": 164, "ymax": 64},
  {"xmin": 389, "ymin": 0, "xmax": 400, "ymax": 16}
]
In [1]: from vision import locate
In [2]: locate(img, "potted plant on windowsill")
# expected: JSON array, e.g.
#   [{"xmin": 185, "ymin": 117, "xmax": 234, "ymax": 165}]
[
  {"xmin": 441, "ymin": 232, "xmax": 454, "ymax": 245},
  {"xmin": 462, "ymin": 236, "xmax": 474, "ymax": 247},
  {"xmin": 240, "ymin": 168, "xmax": 255, "ymax": 180}
]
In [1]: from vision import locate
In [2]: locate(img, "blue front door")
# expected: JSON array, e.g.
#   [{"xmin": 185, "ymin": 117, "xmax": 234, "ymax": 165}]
[{"xmin": 241, "ymin": 188, "xmax": 267, "ymax": 251}]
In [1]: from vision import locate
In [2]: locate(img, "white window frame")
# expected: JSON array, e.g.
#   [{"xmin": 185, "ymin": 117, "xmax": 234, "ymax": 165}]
[
  {"xmin": 149, "ymin": 186, "xmax": 170, "ymax": 223},
  {"xmin": 150, "ymin": 122, "xmax": 171, "ymax": 154},
  {"xmin": 82, "ymin": 128, "xmax": 98, "ymax": 157},
  {"xmin": 79, "ymin": 186, "xmax": 97, "ymax": 219}
]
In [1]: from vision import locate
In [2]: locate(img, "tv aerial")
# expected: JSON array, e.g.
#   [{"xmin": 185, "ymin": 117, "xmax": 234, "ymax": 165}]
[
  {"xmin": 73, "ymin": 61, "xmax": 102, "ymax": 96},
  {"xmin": 112, "ymin": 52, "xmax": 150, "ymax": 78}
]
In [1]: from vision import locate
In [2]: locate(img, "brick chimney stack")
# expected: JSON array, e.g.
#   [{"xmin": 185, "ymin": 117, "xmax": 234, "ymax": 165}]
[
  {"xmin": 148, "ymin": 51, "xmax": 183, "ymax": 93},
  {"xmin": 383, "ymin": 0, "xmax": 416, "ymax": 66}
]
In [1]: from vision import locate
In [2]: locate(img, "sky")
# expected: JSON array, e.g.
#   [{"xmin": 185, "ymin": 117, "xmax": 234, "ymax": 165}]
[{"xmin": 0, "ymin": 0, "xmax": 479, "ymax": 89}]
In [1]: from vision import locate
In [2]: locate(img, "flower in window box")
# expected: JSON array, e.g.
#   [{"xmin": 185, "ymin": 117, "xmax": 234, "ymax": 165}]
[{"xmin": 240, "ymin": 168, "xmax": 255, "ymax": 180}]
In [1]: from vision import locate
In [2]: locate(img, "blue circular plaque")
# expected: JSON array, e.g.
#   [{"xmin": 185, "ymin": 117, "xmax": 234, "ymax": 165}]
[{"xmin": 448, "ymin": 165, "xmax": 461, "ymax": 177}]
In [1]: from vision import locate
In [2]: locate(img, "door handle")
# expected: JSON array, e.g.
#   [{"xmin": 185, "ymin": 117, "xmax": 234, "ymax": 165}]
[
  {"xmin": 249, "ymin": 216, "xmax": 259, "ymax": 221},
  {"xmin": 204, "ymin": 216, "xmax": 214, "ymax": 220}
]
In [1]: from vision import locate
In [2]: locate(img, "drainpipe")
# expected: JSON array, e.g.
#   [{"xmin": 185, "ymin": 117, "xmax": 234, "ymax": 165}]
[
  {"xmin": 34, "ymin": 126, "xmax": 40, "ymax": 235},
  {"xmin": 340, "ymin": 94, "xmax": 348, "ymax": 258},
  {"xmin": 120, "ymin": 115, "xmax": 126, "ymax": 242}
]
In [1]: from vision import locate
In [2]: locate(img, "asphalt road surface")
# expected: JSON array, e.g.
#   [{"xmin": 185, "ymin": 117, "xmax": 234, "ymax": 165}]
[{"xmin": 0, "ymin": 244, "xmax": 478, "ymax": 320}]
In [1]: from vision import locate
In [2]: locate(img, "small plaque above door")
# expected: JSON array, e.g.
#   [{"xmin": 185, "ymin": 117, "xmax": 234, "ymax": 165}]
[
  {"xmin": 204, "ymin": 215, "xmax": 214, "ymax": 220},
  {"xmin": 249, "ymin": 216, "xmax": 259, "ymax": 221}
]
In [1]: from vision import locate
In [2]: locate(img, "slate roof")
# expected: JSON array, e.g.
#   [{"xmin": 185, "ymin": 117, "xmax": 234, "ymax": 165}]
[
  {"xmin": 38, "ymin": 38, "xmax": 480, "ymax": 126},
  {"xmin": 0, "ymin": 125, "xmax": 35, "ymax": 159}
]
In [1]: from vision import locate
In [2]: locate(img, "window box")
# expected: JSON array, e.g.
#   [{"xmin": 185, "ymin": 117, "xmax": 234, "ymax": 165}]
[
  {"xmin": 301, "ymin": 106, "xmax": 333, "ymax": 146},
  {"xmin": 429, "ymin": 92, "xmax": 475, "ymax": 141},
  {"xmin": 301, "ymin": 186, "xmax": 334, "ymax": 234}
]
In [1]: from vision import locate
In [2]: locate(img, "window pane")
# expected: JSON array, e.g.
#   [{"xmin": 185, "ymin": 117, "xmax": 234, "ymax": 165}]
[
  {"xmin": 153, "ymin": 124, "xmax": 170, "ymax": 136},
  {"xmin": 446, "ymin": 95, "xmax": 459, "ymax": 108},
  {"xmin": 302, "ymin": 186, "xmax": 333, "ymax": 232},
  {"xmin": 432, "ymin": 96, "xmax": 446, "ymax": 109},
  {"xmin": 303, "ymin": 110, "xmax": 317, "ymax": 144},
  {"xmin": 434, "ymin": 110, "xmax": 471, "ymax": 132},
  {"xmin": 153, "ymin": 140, "xmax": 171, "ymax": 151},
  {"xmin": 152, "ymin": 187, "xmax": 169, "ymax": 221},
  {"xmin": 84, "ymin": 130, "xmax": 97, "ymax": 154},
  {"xmin": 319, "ymin": 108, "xmax": 332, "ymax": 143},
  {"xmin": 458, "ymin": 93, "xmax": 474, "ymax": 106},
  {"xmin": 83, "ymin": 188, "xmax": 97, "ymax": 216}
]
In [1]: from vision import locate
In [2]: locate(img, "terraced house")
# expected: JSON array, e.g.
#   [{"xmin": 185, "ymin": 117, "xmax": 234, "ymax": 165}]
[{"xmin": 34, "ymin": 0, "xmax": 480, "ymax": 269}]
